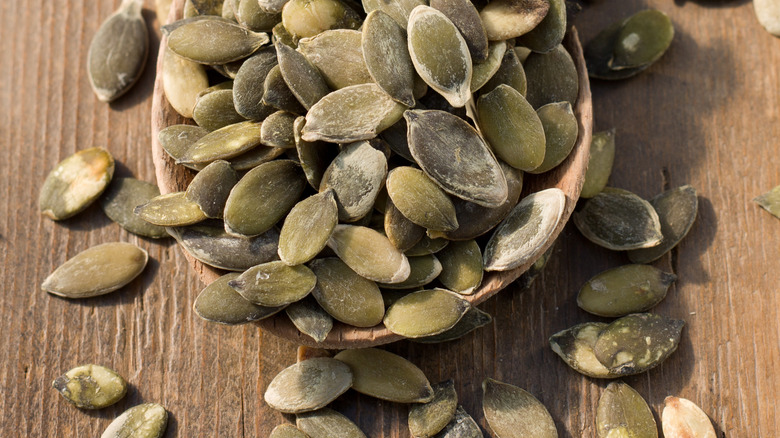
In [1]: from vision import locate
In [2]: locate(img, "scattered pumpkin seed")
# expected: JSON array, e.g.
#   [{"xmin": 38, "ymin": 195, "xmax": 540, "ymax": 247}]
[
  {"xmin": 195, "ymin": 272, "xmax": 285, "ymax": 324},
  {"xmin": 296, "ymin": 408, "xmax": 367, "ymax": 438},
  {"xmin": 380, "ymin": 255, "xmax": 442, "ymax": 290},
  {"xmin": 285, "ymin": 296, "xmax": 334, "ymax": 342},
  {"xmin": 281, "ymin": 0, "xmax": 361, "ymax": 39},
  {"xmin": 294, "ymin": 117, "xmax": 337, "ymax": 188},
  {"xmin": 434, "ymin": 406, "xmax": 483, "ymax": 438},
  {"xmin": 158, "ymin": 125, "xmax": 209, "ymax": 168},
  {"xmin": 167, "ymin": 17, "xmax": 269, "ymax": 64},
  {"xmin": 384, "ymin": 197, "xmax": 426, "ymax": 252},
  {"xmin": 236, "ymin": 0, "xmax": 281, "ymax": 31},
  {"xmin": 276, "ymin": 39, "xmax": 331, "ymax": 110},
  {"xmin": 597, "ymin": 382, "xmax": 657, "ymax": 438},
  {"xmin": 414, "ymin": 306, "xmax": 492, "ymax": 344},
  {"xmin": 270, "ymin": 424, "xmax": 309, "ymax": 438},
  {"xmin": 362, "ymin": 10, "xmax": 416, "ymax": 107},
  {"xmin": 529, "ymin": 101, "xmax": 579, "ymax": 174},
  {"xmin": 580, "ymin": 129, "xmax": 616, "ymax": 198},
  {"xmin": 549, "ymin": 322, "xmax": 617, "ymax": 379},
  {"xmin": 320, "ymin": 141, "xmax": 388, "ymax": 222},
  {"xmin": 334, "ymin": 348, "xmax": 434, "ymax": 403},
  {"xmin": 232, "ymin": 47, "xmax": 279, "ymax": 120},
  {"xmin": 328, "ymin": 224, "xmax": 411, "ymax": 283},
  {"xmin": 662, "ymin": 396, "xmax": 717, "ymax": 438},
  {"xmin": 436, "ymin": 240, "xmax": 483, "ymax": 295},
  {"xmin": 100, "ymin": 178, "xmax": 168, "ymax": 239},
  {"xmin": 167, "ymin": 224, "xmax": 280, "ymax": 270},
  {"xmin": 264, "ymin": 357, "xmax": 353, "ymax": 413},
  {"xmin": 578, "ymin": 265, "xmax": 676, "ymax": 318},
  {"xmin": 523, "ymin": 44, "xmax": 579, "ymax": 109},
  {"xmin": 409, "ymin": 380, "xmax": 458, "ymax": 438},
  {"xmin": 479, "ymin": 0, "xmax": 549, "ymax": 41},
  {"xmin": 39, "ymin": 148, "xmax": 115, "ymax": 221},
  {"xmin": 309, "ymin": 257, "xmax": 386, "ymax": 327},
  {"xmin": 192, "ymin": 88, "xmax": 248, "ymax": 131},
  {"xmin": 384, "ymin": 289, "xmax": 470, "ymax": 338},
  {"xmin": 431, "ymin": 0, "xmax": 488, "ymax": 62},
  {"xmin": 610, "ymin": 10, "xmax": 674, "ymax": 70},
  {"xmin": 52, "ymin": 364, "xmax": 127, "ymax": 409},
  {"xmin": 515, "ymin": 0, "xmax": 566, "ymax": 53},
  {"xmin": 386, "ymin": 167, "xmax": 459, "ymax": 232},
  {"xmin": 754, "ymin": 185, "xmax": 780, "ymax": 219},
  {"xmin": 405, "ymin": 235, "xmax": 450, "ymax": 256},
  {"xmin": 482, "ymin": 378, "xmax": 558, "ymax": 438},
  {"xmin": 100, "ymin": 403, "xmax": 168, "ymax": 438},
  {"xmin": 585, "ymin": 20, "xmax": 645, "ymax": 80},
  {"xmin": 755, "ymin": 0, "xmax": 780, "ymax": 36},
  {"xmin": 629, "ymin": 185, "xmax": 699, "ymax": 263},
  {"xmin": 163, "ymin": 46, "xmax": 209, "ymax": 118},
  {"xmin": 471, "ymin": 40, "xmax": 507, "ymax": 92},
  {"xmin": 278, "ymin": 190, "xmax": 338, "ymax": 265},
  {"xmin": 481, "ymin": 46, "xmax": 527, "ymax": 96},
  {"xmin": 42, "ymin": 242, "xmax": 148, "ymax": 299},
  {"xmin": 134, "ymin": 192, "xmax": 208, "ymax": 226},
  {"xmin": 229, "ymin": 261, "xmax": 317, "ymax": 306},
  {"xmin": 298, "ymin": 30, "xmax": 372, "ymax": 90},
  {"xmin": 185, "ymin": 160, "xmax": 238, "ymax": 218}
]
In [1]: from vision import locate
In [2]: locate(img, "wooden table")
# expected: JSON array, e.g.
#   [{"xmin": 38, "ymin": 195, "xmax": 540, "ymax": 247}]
[{"xmin": 1, "ymin": 0, "xmax": 777, "ymax": 436}]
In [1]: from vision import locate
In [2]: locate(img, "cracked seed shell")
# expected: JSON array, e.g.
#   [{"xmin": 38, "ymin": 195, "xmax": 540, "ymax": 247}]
[
  {"xmin": 580, "ymin": 129, "xmax": 616, "ymax": 199},
  {"xmin": 52, "ymin": 364, "xmax": 127, "ymax": 409},
  {"xmin": 629, "ymin": 185, "xmax": 698, "ymax": 263}
]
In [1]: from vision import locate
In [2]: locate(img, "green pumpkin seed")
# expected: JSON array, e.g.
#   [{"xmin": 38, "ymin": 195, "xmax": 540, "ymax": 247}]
[
  {"xmin": 302, "ymin": 83, "xmax": 406, "ymax": 143},
  {"xmin": 578, "ymin": 265, "xmax": 676, "ymax": 317},
  {"xmin": 296, "ymin": 408, "xmax": 367, "ymax": 438},
  {"xmin": 224, "ymin": 160, "xmax": 307, "ymax": 236},
  {"xmin": 755, "ymin": 0, "xmax": 780, "ymax": 36},
  {"xmin": 405, "ymin": 235, "xmax": 450, "ymax": 256},
  {"xmin": 585, "ymin": 20, "xmax": 646, "ymax": 80},
  {"xmin": 101, "ymin": 403, "xmax": 168, "ymax": 438},
  {"xmin": 294, "ymin": 117, "xmax": 338, "ymax": 189},
  {"xmin": 380, "ymin": 255, "xmax": 442, "ymax": 290},
  {"xmin": 168, "ymin": 224, "xmax": 280, "ymax": 270},
  {"xmin": 264, "ymin": 358, "xmax": 353, "ymax": 413},
  {"xmin": 101, "ymin": 178, "xmax": 168, "ymax": 239},
  {"xmin": 181, "ymin": 120, "xmax": 263, "ymax": 165},
  {"xmin": 482, "ymin": 378, "xmax": 557, "ymax": 438},
  {"xmin": 386, "ymin": 167, "xmax": 458, "ymax": 232},
  {"xmin": 299, "ymin": 30, "xmax": 372, "ymax": 90},
  {"xmin": 236, "ymin": 0, "xmax": 281, "ymax": 31},
  {"xmin": 134, "ymin": 192, "xmax": 208, "ymax": 226},
  {"xmin": 264, "ymin": 64, "xmax": 307, "ymax": 114},
  {"xmin": 481, "ymin": 46, "xmax": 527, "ymax": 96},
  {"xmin": 384, "ymin": 289, "xmax": 470, "ymax": 338},
  {"xmin": 528, "ymin": 101, "xmax": 579, "ymax": 174},
  {"xmin": 549, "ymin": 322, "xmax": 617, "ymax": 379},
  {"xmin": 515, "ymin": 0, "xmax": 566, "ymax": 53},
  {"xmin": 434, "ymin": 406, "xmax": 482, "ymax": 438},
  {"xmin": 276, "ymin": 39, "xmax": 331, "ymax": 110},
  {"xmin": 405, "ymin": 110, "xmax": 508, "ymax": 208},
  {"xmin": 409, "ymin": 380, "xmax": 458, "ymax": 438},
  {"xmin": 42, "ymin": 242, "xmax": 148, "ymax": 299},
  {"xmin": 279, "ymin": 190, "xmax": 338, "ymax": 265},
  {"xmin": 270, "ymin": 424, "xmax": 310, "ymax": 438},
  {"xmin": 361, "ymin": 0, "xmax": 424, "ymax": 29},
  {"xmin": 259, "ymin": 0, "xmax": 289, "ymax": 13},
  {"xmin": 185, "ymin": 160, "xmax": 238, "ymax": 218},
  {"xmin": 281, "ymin": 0, "xmax": 361, "ymax": 39},
  {"xmin": 596, "ymin": 382, "xmax": 658, "ymax": 438},
  {"xmin": 516, "ymin": 242, "xmax": 555, "ymax": 290},
  {"xmin": 483, "ymin": 188, "xmax": 566, "ymax": 271},
  {"xmin": 163, "ymin": 46, "xmax": 209, "ymax": 118},
  {"xmin": 319, "ymin": 141, "xmax": 388, "ymax": 222},
  {"xmin": 408, "ymin": 6, "xmax": 472, "ymax": 108},
  {"xmin": 414, "ymin": 306, "xmax": 492, "ymax": 344},
  {"xmin": 272, "ymin": 21, "xmax": 298, "ymax": 46},
  {"xmin": 471, "ymin": 40, "xmax": 507, "ymax": 92},
  {"xmin": 161, "ymin": 15, "xmax": 229, "ymax": 36},
  {"xmin": 754, "ymin": 185, "xmax": 780, "ymax": 219},
  {"xmin": 662, "ymin": 396, "xmax": 717, "ymax": 438},
  {"xmin": 334, "ymin": 348, "xmax": 434, "ymax": 403},
  {"xmin": 88, "ymin": 0, "xmax": 148, "ymax": 102},
  {"xmin": 39, "ymin": 148, "xmax": 115, "ymax": 221},
  {"xmin": 477, "ymin": 84, "xmax": 545, "ymax": 171},
  {"xmin": 594, "ymin": 313, "xmax": 685, "ymax": 375},
  {"xmin": 384, "ymin": 197, "xmax": 426, "ymax": 252},
  {"xmin": 310, "ymin": 257, "xmax": 386, "ymax": 327},
  {"xmin": 436, "ymin": 240, "xmax": 483, "ymax": 295},
  {"xmin": 362, "ymin": 10, "xmax": 416, "ymax": 107},
  {"xmin": 285, "ymin": 296, "xmax": 334, "ymax": 342},
  {"xmin": 229, "ymin": 261, "xmax": 316, "ymax": 306},
  {"xmin": 193, "ymin": 89, "xmax": 248, "ymax": 132},
  {"xmin": 233, "ymin": 47, "xmax": 279, "ymax": 120},
  {"xmin": 629, "ymin": 185, "xmax": 699, "ymax": 263},
  {"xmin": 610, "ymin": 10, "xmax": 674, "ymax": 70},
  {"xmin": 573, "ymin": 187, "xmax": 663, "ymax": 251},
  {"xmin": 167, "ymin": 17, "xmax": 269, "ymax": 64},
  {"xmin": 479, "ymin": 0, "xmax": 549, "ymax": 41},
  {"xmin": 261, "ymin": 111, "xmax": 298, "ymax": 148},
  {"xmin": 52, "ymin": 364, "xmax": 127, "ymax": 409},
  {"xmin": 523, "ymin": 44, "xmax": 579, "ymax": 109},
  {"xmin": 231, "ymin": 145, "xmax": 287, "ymax": 170},
  {"xmin": 580, "ymin": 129, "xmax": 616, "ymax": 199},
  {"xmin": 158, "ymin": 125, "xmax": 209, "ymax": 168},
  {"xmin": 195, "ymin": 273, "xmax": 285, "ymax": 324},
  {"xmin": 431, "ymin": 0, "xmax": 488, "ymax": 62}
]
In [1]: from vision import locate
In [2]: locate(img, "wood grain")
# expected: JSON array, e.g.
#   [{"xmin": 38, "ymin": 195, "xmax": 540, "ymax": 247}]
[{"xmin": 0, "ymin": 0, "xmax": 778, "ymax": 437}]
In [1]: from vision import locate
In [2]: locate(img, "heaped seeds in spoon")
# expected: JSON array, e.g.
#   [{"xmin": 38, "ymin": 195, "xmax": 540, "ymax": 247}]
[
  {"xmin": 471, "ymin": 40, "xmax": 507, "ymax": 93},
  {"xmin": 167, "ymin": 17, "xmax": 269, "ymax": 64},
  {"xmin": 362, "ymin": 0, "xmax": 424, "ymax": 29},
  {"xmin": 158, "ymin": 125, "xmax": 208, "ymax": 167},
  {"xmin": 235, "ymin": 0, "xmax": 281, "ymax": 32},
  {"xmin": 549, "ymin": 322, "xmax": 617, "ymax": 379},
  {"xmin": 515, "ymin": 0, "xmax": 566, "ymax": 53},
  {"xmin": 278, "ymin": 190, "xmax": 338, "ymax": 265},
  {"xmin": 281, "ymin": 0, "xmax": 361, "ymax": 39},
  {"xmin": 285, "ymin": 296, "xmax": 334, "ymax": 342},
  {"xmin": 232, "ymin": 47, "xmax": 278, "ymax": 120},
  {"xmin": 577, "ymin": 265, "xmax": 676, "ymax": 318},
  {"xmin": 319, "ymin": 141, "xmax": 388, "ymax": 222},
  {"xmin": 483, "ymin": 188, "xmax": 566, "ymax": 272},
  {"xmin": 224, "ymin": 160, "xmax": 307, "ymax": 236},
  {"xmin": 434, "ymin": 406, "xmax": 483, "ymax": 438},
  {"xmin": 167, "ymin": 224, "xmax": 280, "ymax": 271},
  {"xmin": 264, "ymin": 64, "xmax": 308, "ymax": 115},
  {"xmin": 294, "ymin": 117, "xmax": 338, "ymax": 189},
  {"xmin": 414, "ymin": 306, "xmax": 492, "ymax": 344},
  {"xmin": 406, "ymin": 235, "xmax": 450, "ymax": 256},
  {"xmin": 296, "ymin": 408, "xmax": 367, "ymax": 438},
  {"xmin": 193, "ymin": 88, "xmax": 248, "ymax": 132},
  {"xmin": 384, "ymin": 197, "xmax": 426, "ymax": 252},
  {"xmin": 384, "ymin": 289, "xmax": 470, "ymax": 338},
  {"xmin": 386, "ymin": 167, "xmax": 458, "ymax": 232},
  {"xmin": 755, "ymin": 0, "xmax": 780, "ymax": 37},
  {"xmin": 405, "ymin": 109, "xmax": 509, "ymax": 208},
  {"xmin": 275, "ymin": 39, "xmax": 330, "ymax": 110},
  {"xmin": 476, "ymin": 84, "xmax": 545, "ymax": 172},
  {"xmin": 409, "ymin": 380, "xmax": 458, "ymax": 438},
  {"xmin": 380, "ymin": 254, "xmax": 442, "ymax": 290},
  {"xmin": 270, "ymin": 424, "xmax": 309, "ymax": 438},
  {"xmin": 39, "ymin": 147, "xmax": 115, "ymax": 221},
  {"xmin": 407, "ymin": 6, "xmax": 472, "ymax": 108},
  {"xmin": 754, "ymin": 185, "xmax": 780, "ymax": 219},
  {"xmin": 309, "ymin": 257, "xmax": 386, "ymax": 327},
  {"xmin": 597, "ymin": 382, "xmax": 658, "ymax": 438},
  {"xmin": 163, "ymin": 46, "xmax": 209, "ymax": 118},
  {"xmin": 334, "ymin": 348, "xmax": 434, "ymax": 403},
  {"xmin": 134, "ymin": 192, "xmax": 207, "ymax": 226},
  {"xmin": 42, "ymin": 242, "xmax": 148, "ymax": 299},
  {"xmin": 230, "ymin": 261, "xmax": 316, "ymax": 306},
  {"xmin": 298, "ymin": 30, "xmax": 372, "ymax": 90},
  {"xmin": 629, "ymin": 185, "xmax": 699, "ymax": 263},
  {"xmin": 482, "ymin": 378, "xmax": 558, "ymax": 438},
  {"xmin": 178, "ymin": 121, "xmax": 262, "ymax": 165},
  {"xmin": 436, "ymin": 240, "xmax": 483, "ymax": 295},
  {"xmin": 573, "ymin": 187, "xmax": 663, "ymax": 251},
  {"xmin": 362, "ymin": 10, "xmax": 416, "ymax": 107},
  {"xmin": 610, "ymin": 9, "xmax": 674, "ymax": 70},
  {"xmin": 195, "ymin": 272, "xmax": 286, "ymax": 324},
  {"xmin": 523, "ymin": 44, "xmax": 579, "ymax": 109},
  {"xmin": 481, "ymin": 46, "xmax": 527, "ymax": 96},
  {"xmin": 88, "ymin": 0, "xmax": 148, "ymax": 102},
  {"xmin": 594, "ymin": 313, "xmax": 685, "ymax": 375},
  {"xmin": 430, "ymin": 0, "xmax": 488, "ymax": 62},
  {"xmin": 52, "ymin": 364, "xmax": 127, "ymax": 409},
  {"xmin": 185, "ymin": 160, "xmax": 238, "ymax": 219},
  {"xmin": 264, "ymin": 358, "xmax": 353, "ymax": 413},
  {"xmin": 529, "ymin": 101, "xmax": 579, "ymax": 174},
  {"xmin": 101, "ymin": 403, "xmax": 168, "ymax": 438},
  {"xmin": 479, "ymin": 0, "xmax": 549, "ymax": 41},
  {"xmin": 100, "ymin": 178, "xmax": 168, "ymax": 239},
  {"xmin": 261, "ymin": 111, "xmax": 297, "ymax": 148},
  {"xmin": 580, "ymin": 129, "xmax": 616, "ymax": 199},
  {"xmin": 662, "ymin": 396, "xmax": 717, "ymax": 438}
]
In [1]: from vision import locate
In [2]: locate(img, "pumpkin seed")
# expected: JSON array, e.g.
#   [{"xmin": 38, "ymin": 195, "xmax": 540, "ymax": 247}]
[
  {"xmin": 386, "ymin": 167, "xmax": 459, "ymax": 232},
  {"xmin": 161, "ymin": 14, "xmax": 230, "ymax": 36},
  {"xmin": 163, "ymin": 46, "xmax": 209, "ymax": 118},
  {"xmin": 39, "ymin": 147, "xmax": 115, "ymax": 221},
  {"xmin": 296, "ymin": 408, "xmax": 367, "ymax": 438},
  {"xmin": 195, "ymin": 272, "xmax": 286, "ymax": 324},
  {"xmin": 134, "ymin": 192, "xmax": 208, "ymax": 226},
  {"xmin": 261, "ymin": 111, "xmax": 297, "ymax": 148},
  {"xmin": 380, "ymin": 254, "xmax": 442, "ymax": 289},
  {"xmin": 414, "ymin": 306, "xmax": 492, "ymax": 344},
  {"xmin": 230, "ymin": 145, "xmax": 287, "ymax": 170},
  {"xmin": 436, "ymin": 240, "xmax": 483, "ymax": 295},
  {"xmin": 272, "ymin": 21, "xmax": 298, "ymax": 47},
  {"xmin": 260, "ymin": 0, "xmax": 290, "ymax": 13},
  {"xmin": 405, "ymin": 109, "xmax": 509, "ymax": 208},
  {"xmin": 236, "ymin": 0, "xmax": 281, "ymax": 31},
  {"xmin": 319, "ymin": 141, "xmax": 388, "ymax": 222},
  {"xmin": 516, "ymin": 242, "xmax": 555, "ymax": 290},
  {"xmin": 281, "ymin": 0, "xmax": 361, "ymax": 39},
  {"xmin": 629, "ymin": 185, "xmax": 699, "ymax": 263},
  {"xmin": 479, "ymin": 0, "xmax": 549, "ymax": 41},
  {"xmin": 285, "ymin": 296, "xmax": 334, "ymax": 342},
  {"xmin": 229, "ymin": 261, "xmax": 316, "ymax": 306},
  {"xmin": 523, "ymin": 44, "xmax": 579, "ymax": 109},
  {"xmin": 514, "ymin": 46, "xmax": 532, "ymax": 63},
  {"xmin": 471, "ymin": 40, "xmax": 507, "ymax": 92},
  {"xmin": 578, "ymin": 265, "xmax": 676, "ymax": 317},
  {"xmin": 179, "ymin": 120, "xmax": 262, "ymax": 165},
  {"xmin": 483, "ymin": 188, "xmax": 566, "ymax": 272},
  {"xmin": 52, "ymin": 364, "xmax": 127, "ymax": 409},
  {"xmin": 549, "ymin": 322, "xmax": 617, "ymax": 379},
  {"xmin": 334, "ymin": 348, "xmax": 434, "ymax": 403},
  {"xmin": 476, "ymin": 84, "xmax": 545, "ymax": 171},
  {"xmin": 270, "ymin": 424, "xmax": 309, "ymax": 438},
  {"xmin": 585, "ymin": 20, "xmax": 646, "ymax": 80},
  {"xmin": 408, "ymin": 6, "xmax": 472, "ymax": 108},
  {"xmin": 232, "ymin": 47, "xmax": 279, "ymax": 120},
  {"xmin": 754, "ymin": 185, "xmax": 780, "ymax": 219},
  {"xmin": 326, "ymin": 225, "xmax": 405, "ymax": 282},
  {"xmin": 193, "ymin": 89, "xmax": 248, "ymax": 132},
  {"xmin": 594, "ymin": 313, "xmax": 685, "ymax": 375},
  {"xmin": 573, "ymin": 187, "xmax": 663, "ymax": 251},
  {"xmin": 185, "ymin": 160, "xmax": 238, "ymax": 218},
  {"xmin": 265, "ymin": 357, "xmax": 353, "ymax": 413},
  {"xmin": 405, "ymin": 235, "xmax": 450, "ymax": 256},
  {"xmin": 167, "ymin": 17, "xmax": 269, "ymax": 64},
  {"xmin": 610, "ymin": 10, "xmax": 674, "ymax": 70},
  {"xmin": 158, "ymin": 125, "xmax": 209, "ymax": 168},
  {"xmin": 580, "ymin": 129, "xmax": 616, "ymax": 199},
  {"xmin": 528, "ymin": 101, "xmax": 579, "ymax": 174},
  {"xmin": 42, "ymin": 242, "xmax": 148, "ymax": 299},
  {"xmin": 362, "ymin": 10, "xmax": 416, "ymax": 107},
  {"xmin": 755, "ymin": 0, "xmax": 780, "ymax": 36},
  {"xmin": 100, "ymin": 178, "xmax": 168, "ymax": 239},
  {"xmin": 224, "ymin": 160, "xmax": 307, "ymax": 236},
  {"xmin": 279, "ymin": 190, "xmax": 338, "ymax": 265},
  {"xmin": 434, "ymin": 406, "xmax": 483, "ymax": 438},
  {"xmin": 481, "ymin": 46, "xmax": 527, "ymax": 96},
  {"xmin": 431, "ymin": 0, "xmax": 488, "ymax": 62},
  {"xmin": 515, "ymin": 0, "xmax": 566, "ymax": 53},
  {"xmin": 597, "ymin": 382, "xmax": 658, "ymax": 438},
  {"xmin": 101, "ymin": 403, "xmax": 168, "ymax": 438},
  {"xmin": 384, "ymin": 197, "xmax": 426, "ymax": 252},
  {"xmin": 299, "ymin": 30, "xmax": 372, "ymax": 90},
  {"xmin": 264, "ymin": 64, "xmax": 307, "ymax": 114},
  {"xmin": 409, "ymin": 380, "xmax": 458, "ymax": 438},
  {"xmin": 88, "ymin": 0, "xmax": 149, "ymax": 102},
  {"xmin": 294, "ymin": 117, "xmax": 338, "ymax": 189},
  {"xmin": 276, "ymin": 40, "xmax": 332, "ymax": 110},
  {"xmin": 168, "ymin": 224, "xmax": 280, "ymax": 270},
  {"xmin": 482, "ymin": 378, "xmax": 557, "ymax": 438},
  {"xmin": 361, "ymin": 0, "xmax": 424, "ymax": 29},
  {"xmin": 309, "ymin": 257, "xmax": 386, "ymax": 327},
  {"xmin": 384, "ymin": 289, "xmax": 470, "ymax": 338},
  {"xmin": 662, "ymin": 396, "xmax": 717, "ymax": 438}
]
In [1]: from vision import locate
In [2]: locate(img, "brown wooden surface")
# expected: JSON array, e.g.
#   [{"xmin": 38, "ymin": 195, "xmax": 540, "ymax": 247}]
[{"xmin": 1, "ymin": 0, "xmax": 778, "ymax": 436}]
